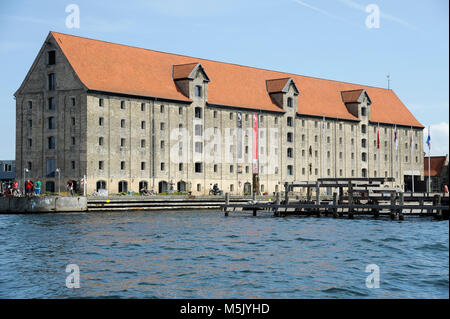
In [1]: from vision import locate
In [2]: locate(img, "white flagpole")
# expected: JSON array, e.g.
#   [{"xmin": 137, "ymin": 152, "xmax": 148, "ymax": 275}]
[
  {"xmin": 428, "ymin": 126, "xmax": 431, "ymax": 193},
  {"xmin": 378, "ymin": 123, "xmax": 380, "ymax": 178},
  {"xmin": 411, "ymin": 127, "xmax": 414, "ymax": 193}
]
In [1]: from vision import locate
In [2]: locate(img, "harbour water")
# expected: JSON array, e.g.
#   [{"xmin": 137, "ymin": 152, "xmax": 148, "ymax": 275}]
[{"xmin": 0, "ymin": 210, "xmax": 448, "ymax": 298}]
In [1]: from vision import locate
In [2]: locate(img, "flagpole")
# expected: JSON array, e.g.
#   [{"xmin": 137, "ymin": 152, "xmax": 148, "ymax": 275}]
[
  {"xmin": 428, "ymin": 126, "xmax": 431, "ymax": 193},
  {"xmin": 411, "ymin": 127, "xmax": 414, "ymax": 194},
  {"xmin": 378, "ymin": 123, "xmax": 380, "ymax": 178}
]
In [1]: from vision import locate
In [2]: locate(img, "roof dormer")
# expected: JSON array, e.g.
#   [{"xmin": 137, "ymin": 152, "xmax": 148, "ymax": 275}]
[
  {"xmin": 266, "ymin": 77, "xmax": 299, "ymax": 109},
  {"xmin": 341, "ymin": 89, "xmax": 371, "ymax": 119},
  {"xmin": 173, "ymin": 63, "xmax": 210, "ymax": 98}
]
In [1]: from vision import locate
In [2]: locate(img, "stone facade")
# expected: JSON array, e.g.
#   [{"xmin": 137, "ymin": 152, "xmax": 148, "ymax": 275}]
[{"xmin": 14, "ymin": 33, "xmax": 424, "ymax": 195}]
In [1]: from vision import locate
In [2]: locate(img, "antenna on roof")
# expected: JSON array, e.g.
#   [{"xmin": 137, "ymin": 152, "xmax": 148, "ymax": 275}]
[{"xmin": 387, "ymin": 73, "xmax": 390, "ymax": 90}]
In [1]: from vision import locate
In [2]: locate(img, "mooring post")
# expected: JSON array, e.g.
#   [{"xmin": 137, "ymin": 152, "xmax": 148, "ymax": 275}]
[
  {"xmin": 274, "ymin": 192, "xmax": 280, "ymax": 217},
  {"xmin": 284, "ymin": 182, "xmax": 289, "ymax": 205},
  {"xmin": 390, "ymin": 192, "xmax": 396, "ymax": 220},
  {"xmin": 332, "ymin": 191, "xmax": 338, "ymax": 218},
  {"xmin": 398, "ymin": 192, "xmax": 404, "ymax": 220},
  {"xmin": 435, "ymin": 194, "xmax": 442, "ymax": 220},
  {"xmin": 306, "ymin": 186, "xmax": 311, "ymax": 203},
  {"xmin": 224, "ymin": 192, "xmax": 229, "ymax": 216},
  {"xmin": 348, "ymin": 181, "xmax": 353, "ymax": 219}
]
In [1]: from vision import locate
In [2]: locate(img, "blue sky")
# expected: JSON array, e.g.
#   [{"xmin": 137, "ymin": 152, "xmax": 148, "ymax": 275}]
[{"xmin": 0, "ymin": 0, "xmax": 448, "ymax": 159}]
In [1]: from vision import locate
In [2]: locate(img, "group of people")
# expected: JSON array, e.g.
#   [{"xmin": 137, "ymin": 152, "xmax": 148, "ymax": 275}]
[
  {"xmin": 1, "ymin": 180, "xmax": 42, "ymax": 197},
  {"xmin": 1, "ymin": 180, "xmax": 76, "ymax": 197},
  {"xmin": 209, "ymin": 183, "xmax": 221, "ymax": 195}
]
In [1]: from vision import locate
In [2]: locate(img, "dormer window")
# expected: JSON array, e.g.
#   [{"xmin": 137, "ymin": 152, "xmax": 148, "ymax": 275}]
[
  {"xmin": 48, "ymin": 51, "xmax": 56, "ymax": 65},
  {"xmin": 195, "ymin": 85, "xmax": 202, "ymax": 97},
  {"xmin": 287, "ymin": 97, "xmax": 293, "ymax": 107}
]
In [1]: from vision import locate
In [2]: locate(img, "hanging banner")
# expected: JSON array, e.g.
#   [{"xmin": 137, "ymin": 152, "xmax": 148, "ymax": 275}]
[
  {"xmin": 237, "ymin": 112, "xmax": 242, "ymax": 161},
  {"xmin": 252, "ymin": 113, "xmax": 258, "ymax": 174}
]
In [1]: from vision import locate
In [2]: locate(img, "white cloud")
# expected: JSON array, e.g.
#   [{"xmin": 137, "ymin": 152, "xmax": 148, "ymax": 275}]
[{"xmin": 424, "ymin": 122, "xmax": 449, "ymax": 156}]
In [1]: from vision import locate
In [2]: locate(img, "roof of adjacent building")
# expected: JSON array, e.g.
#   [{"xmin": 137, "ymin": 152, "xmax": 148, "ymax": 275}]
[
  {"xmin": 50, "ymin": 31, "xmax": 423, "ymax": 127},
  {"xmin": 424, "ymin": 155, "xmax": 448, "ymax": 177}
]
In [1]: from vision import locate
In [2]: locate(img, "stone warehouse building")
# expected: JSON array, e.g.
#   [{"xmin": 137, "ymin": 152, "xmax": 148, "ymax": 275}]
[{"xmin": 15, "ymin": 32, "xmax": 424, "ymax": 195}]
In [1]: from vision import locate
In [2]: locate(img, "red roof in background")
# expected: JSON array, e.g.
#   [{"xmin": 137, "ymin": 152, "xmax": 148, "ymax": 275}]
[
  {"xmin": 51, "ymin": 32, "xmax": 424, "ymax": 127},
  {"xmin": 424, "ymin": 156, "xmax": 448, "ymax": 177}
]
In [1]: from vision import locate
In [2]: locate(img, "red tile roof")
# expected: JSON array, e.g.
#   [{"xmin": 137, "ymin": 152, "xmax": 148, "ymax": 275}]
[
  {"xmin": 51, "ymin": 31, "xmax": 423, "ymax": 127},
  {"xmin": 424, "ymin": 156, "xmax": 447, "ymax": 177},
  {"xmin": 266, "ymin": 78, "xmax": 293, "ymax": 94}
]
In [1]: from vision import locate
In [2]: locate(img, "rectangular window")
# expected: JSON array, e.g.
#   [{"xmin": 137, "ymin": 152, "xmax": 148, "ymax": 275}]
[
  {"xmin": 48, "ymin": 97, "xmax": 55, "ymax": 110},
  {"xmin": 195, "ymin": 107, "xmax": 202, "ymax": 119},
  {"xmin": 230, "ymin": 165, "xmax": 234, "ymax": 173},
  {"xmin": 287, "ymin": 165, "xmax": 293, "ymax": 176},
  {"xmin": 141, "ymin": 103, "xmax": 146, "ymax": 111},
  {"xmin": 71, "ymin": 117, "xmax": 75, "ymax": 126},
  {"xmin": 48, "ymin": 73, "xmax": 55, "ymax": 91},
  {"xmin": 195, "ymin": 124, "xmax": 203, "ymax": 136},
  {"xmin": 160, "ymin": 140, "xmax": 165, "ymax": 150},
  {"xmin": 160, "ymin": 122, "xmax": 165, "ymax": 130},
  {"xmin": 121, "ymin": 101, "xmax": 126, "ymax": 109},
  {"xmin": 160, "ymin": 105, "xmax": 165, "ymax": 113},
  {"xmin": 71, "ymin": 97, "xmax": 76, "ymax": 107},
  {"xmin": 213, "ymin": 110, "xmax": 217, "ymax": 118},
  {"xmin": 48, "ymin": 117, "xmax": 55, "ymax": 129},
  {"xmin": 141, "ymin": 162, "xmax": 146, "ymax": 170},
  {"xmin": 195, "ymin": 85, "xmax": 202, "ymax": 97},
  {"xmin": 121, "ymin": 161, "xmax": 126, "ymax": 170},
  {"xmin": 99, "ymin": 161, "xmax": 104, "ymax": 170},
  {"xmin": 195, "ymin": 162, "xmax": 203, "ymax": 173},
  {"xmin": 71, "ymin": 161, "xmax": 75, "ymax": 170},
  {"xmin": 99, "ymin": 98, "xmax": 104, "ymax": 107},
  {"xmin": 214, "ymin": 164, "xmax": 218, "ymax": 173},
  {"xmin": 141, "ymin": 139, "xmax": 145, "ymax": 148},
  {"xmin": 28, "ymin": 138, "xmax": 32, "ymax": 148},
  {"xmin": 141, "ymin": 121, "xmax": 146, "ymax": 129},
  {"xmin": 178, "ymin": 107, "xmax": 183, "ymax": 115},
  {"xmin": 71, "ymin": 136, "xmax": 75, "ymax": 145},
  {"xmin": 121, "ymin": 119, "xmax": 125, "ymax": 128},
  {"xmin": 195, "ymin": 142, "xmax": 203, "ymax": 153},
  {"xmin": 121, "ymin": 138, "xmax": 126, "ymax": 147},
  {"xmin": 28, "ymin": 101, "xmax": 32, "ymax": 109},
  {"xmin": 48, "ymin": 136, "xmax": 55, "ymax": 149},
  {"xmin": 99, "ymin": 137, "xmax": 104, "ymax": 146},
  {"xmin": 179, "ymin": 163, "xmax": 183, "ymax": 171},
  {"xmin": 160, "ymin": 162, "xmax": 165, "ymax": 171},
  {"xmin": 99, "ymin": 117, "xmax": 104, "ymax": 126},
  {"xmin": 46, "ymin": 158, "xmax": 55, "ymax": 177},
  {"xmin": 48, "ymin": 51, "xmax": 56, "ymax": 65}
]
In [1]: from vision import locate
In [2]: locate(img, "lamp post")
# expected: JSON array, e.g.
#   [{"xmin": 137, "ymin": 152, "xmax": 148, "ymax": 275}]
[
  {"xmin": 23, "ymin": 168, "xmax": 29, "ymax": 196},
  {"xmin": 55, "ymin": 168, "xmax": 61, "ymax": 195}
]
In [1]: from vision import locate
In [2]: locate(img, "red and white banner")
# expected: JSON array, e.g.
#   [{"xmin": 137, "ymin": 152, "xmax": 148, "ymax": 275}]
[{"xmin": 252, "ymin": 113, "xmax": 258, "ymax": 174}]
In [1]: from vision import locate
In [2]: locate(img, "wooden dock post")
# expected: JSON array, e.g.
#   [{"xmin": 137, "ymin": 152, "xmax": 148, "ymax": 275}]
[
  {"xmin": 332, "ymin": 191, "xmax": 339, "ymax": 218},
  {"xmin": 274, "ymin": 192, "xmax": 280, "ymax": 217},
  {"xmin": 315, "ymin": 181, "xmax": 320, "ymax": 217},
  {"xmin": 348, "ymin": 181, "xmax": 354, "ymax": 219},
  {"xmin": 434, "ymin": 194, "xmax": 442, "ymax": 220},
  {"xmin": 284, "ymin": 182, "xmax": 289, "ymax": 205},
  {"xmin": 389, "ymin": 192, "xmax": 396, "ymax": 220},
  {"xmin": 224, "ymin": 192, "xmax": 229, "ymax": 216},
  {"xmin": 398, "ymin": 192, "xmax": 404, "ymax": 220}
]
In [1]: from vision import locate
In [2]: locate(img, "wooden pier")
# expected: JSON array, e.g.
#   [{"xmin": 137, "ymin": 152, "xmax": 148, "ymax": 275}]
[{"xmin": 221, "ymin": 178, "xmax": 449, "ymax": 220}]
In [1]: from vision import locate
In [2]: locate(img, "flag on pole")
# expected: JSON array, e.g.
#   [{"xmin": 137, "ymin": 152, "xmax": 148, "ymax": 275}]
[
  {"xmin": 377, "ymin": 127, "xmax": 380, "ymax": 149},
  {"xmin": 426, "ymin": 126, "xmax": 431, "ymax": 150}
]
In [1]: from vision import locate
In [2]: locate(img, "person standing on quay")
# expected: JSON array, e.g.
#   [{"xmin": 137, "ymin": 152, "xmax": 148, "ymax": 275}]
[{"xmin": 35, "ymin": 180, "xmax": 41, "ymax": 196}]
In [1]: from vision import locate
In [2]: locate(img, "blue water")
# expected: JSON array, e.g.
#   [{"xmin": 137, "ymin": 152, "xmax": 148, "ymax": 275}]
[{"xmin": 0, "ymin": 211, "xmax": 448, "ymax": 298}]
